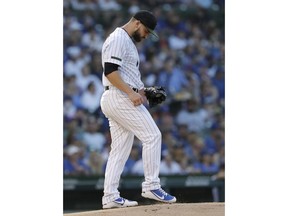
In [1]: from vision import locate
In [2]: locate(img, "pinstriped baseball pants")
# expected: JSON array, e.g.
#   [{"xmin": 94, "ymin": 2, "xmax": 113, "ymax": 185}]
[{"xmin": 100, "ymin": 87, "xmax": 161, "ymax": 204}]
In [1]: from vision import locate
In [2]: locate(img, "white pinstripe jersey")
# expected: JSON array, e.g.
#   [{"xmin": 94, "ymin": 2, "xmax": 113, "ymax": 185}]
[{"xmin": 101, "ymin": 27, "xmax": 144, "ymax": 89}]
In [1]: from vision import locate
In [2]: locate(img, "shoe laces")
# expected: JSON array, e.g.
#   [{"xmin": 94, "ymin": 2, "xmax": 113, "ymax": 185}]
[{"xmin": 158, "ymin": 188, "xmax": 168, "ymax": 196}]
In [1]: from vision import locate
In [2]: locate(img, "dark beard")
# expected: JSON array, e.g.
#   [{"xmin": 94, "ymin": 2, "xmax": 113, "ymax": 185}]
[{"xmin": 132, "ymin": 29, "xmax": 142, "ymax": 42}]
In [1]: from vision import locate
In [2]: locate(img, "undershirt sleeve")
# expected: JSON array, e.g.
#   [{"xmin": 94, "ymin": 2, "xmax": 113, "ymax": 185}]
[{"xmin": 104, "ymin": 62, "xmax": 119, "ymax": 76}]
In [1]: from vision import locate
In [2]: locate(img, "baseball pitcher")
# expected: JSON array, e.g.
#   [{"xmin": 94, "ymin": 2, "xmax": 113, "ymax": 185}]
[{"xmin": 100, "ymin": 10, "xmax": 176, "ymax": 209}]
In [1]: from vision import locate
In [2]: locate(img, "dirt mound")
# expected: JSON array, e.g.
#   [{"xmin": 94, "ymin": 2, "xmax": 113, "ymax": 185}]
[{"xmin": 64, "ymin": 202, "xmax": 224, "ymax": 216}]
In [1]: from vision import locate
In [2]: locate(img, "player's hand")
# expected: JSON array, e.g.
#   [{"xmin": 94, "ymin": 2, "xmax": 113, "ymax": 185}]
[
  {"xmin": 138, "ymin": 89, "xmax": 148, "ymax": 104},
  {"xmin": 128, "ymin": 91, "xmax": 144, "ymax": 106}
]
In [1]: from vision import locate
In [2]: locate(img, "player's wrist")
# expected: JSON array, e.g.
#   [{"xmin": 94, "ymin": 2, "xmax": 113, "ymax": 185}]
[
  {"xmin": 138, "ymin": 89, "xmax": 145, "ymax": 96},
  {"xmin": 127, "ymin": 88, "xmax": 136, "ymax": 96}
]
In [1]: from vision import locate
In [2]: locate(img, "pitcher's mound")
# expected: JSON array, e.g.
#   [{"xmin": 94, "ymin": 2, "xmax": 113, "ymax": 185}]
[{"xmin": 64, "ymin": 202, "xmax": 224, "ymax": 216}]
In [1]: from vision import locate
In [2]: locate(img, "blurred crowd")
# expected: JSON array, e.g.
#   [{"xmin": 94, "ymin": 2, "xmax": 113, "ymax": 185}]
[{"xmin": 63, "ymin": 0, "xmax": 225, "ymax": 177}]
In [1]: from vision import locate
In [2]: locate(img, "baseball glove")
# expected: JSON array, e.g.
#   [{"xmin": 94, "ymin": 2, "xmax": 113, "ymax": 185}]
[{"xmin": 144, "ymin": 86, "xmax": 167, "ymax": 108}]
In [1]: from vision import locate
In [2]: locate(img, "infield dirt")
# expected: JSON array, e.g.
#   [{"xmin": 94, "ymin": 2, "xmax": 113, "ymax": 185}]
[{"xmin": 64, "ymin": 202, "xmax": 224, "ymax": 216}]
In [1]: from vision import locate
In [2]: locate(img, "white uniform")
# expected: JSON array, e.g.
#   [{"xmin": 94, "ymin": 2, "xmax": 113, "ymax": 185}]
[{"xmin": 101, "ymin": 27, "xmax": 162, "ymax": 205}]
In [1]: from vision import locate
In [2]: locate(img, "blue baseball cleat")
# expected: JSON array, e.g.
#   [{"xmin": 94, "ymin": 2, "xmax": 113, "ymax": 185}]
[{"xmin": 142, "ymin": 188, "xmax": 176, "ymax": 203}]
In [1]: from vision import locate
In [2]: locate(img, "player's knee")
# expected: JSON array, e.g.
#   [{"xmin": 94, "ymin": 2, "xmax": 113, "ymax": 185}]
[{"xmin": 141, "ymin": 128, "xmax": 161, "ymax": 144}]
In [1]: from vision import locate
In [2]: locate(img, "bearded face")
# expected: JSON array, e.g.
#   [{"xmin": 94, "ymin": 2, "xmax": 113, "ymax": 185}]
[{"xmin": 131, "ymin": 29, "xmax": 142, "ymax": 42}]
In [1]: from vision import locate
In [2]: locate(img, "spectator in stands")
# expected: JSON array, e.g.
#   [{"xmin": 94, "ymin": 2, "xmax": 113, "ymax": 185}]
[
  {"xmin": 204, "ymin": 127, "xmax": 225, "ymax": 154},
  {"xmin": 76, "ymin": 63, "xmax": 103, "ymax": 92},
  {"xmin": 157, "ymin": 57, "xmax": 189, "ymax": 95},
  {"xmin": 168, "ymin": 30, "xmax": 188, "ymax": 50},
  {"xmin": 123, "ymin": 145, "xmax": 141, "ymax": 175},
  {"xmin": 82, "ymin": 116, "xmax": 106, "ymax": 152},
  {"xmin": 176, "ymin": 124, "xmax": 190, "ymax": 148},
  {"xmin": 64, "ymin": 74, "xmax": 80, "ymax": 98},
  {"xmin": 64, "ymin": 74, "xmax": 83, "ymax": 109},
  {"xmin": 80, "ymin": 81, "xmax": 103, "ymax": 114},
  {"xmin": 73, "ymin": 108, "xmax": 89, "ymax": 128},
  {"xmin": 87, "ymin": 151, "xmax": 105, "ymax": 175},
  {"xmin": 185, "ymin": 70, "xmax": 201, "ymax": 102},
  {"xmin": 65, "ymin": 20, "xmax": 83, "ymax": 47},
  {"xmin": 70, "ymin": 0, "xmax": 97, "ymax": 11},
  {"xmin": 176, "ymin": 98, "xmax": 210, "ymax": 133},
  {"xmin": 64, "ymin": 96, "xmax": 77, "ymax": 120},
  {"xmin": 178, "ymin": 156, "xmax": 195, "ymax": 175},
  {"xmin": 158, "ymin": 109, "xmax": 177, "ymax": 133},
  {"xmin": 185, "ymin": 134, "xmax": 206, "ymax": 164},
  {"xmin": 161, "ymin": 130, "xmax": 179, "ymax": 158},
  {"xmin": 89, "ymin": 52, "xmax": 103, "ymax": 76},
  {"xmin": 64, "ymin": 46, "xmax": 84, "ymax": 77},
  {"xmin": 170, "ymin": 144, "xmax": 195, "ymax": 175},
  {"xmin": 200, "ymin": 80, "xmax": 219, "ymax": 105},
  {"xmin": 171, "ymin": 145, "xmax": 187, "ymax": 165},
  {"xmin": 64, "ymin": 118, "xmax": 84, "ymax": 147},
  {"xmin": 98, "ymin": 0, "xmax": 121, "ymax": 11},
  {"xmin": 194, "ymin": 153, "xmax": 219, "ymax": 174},
  {"xmin": 64, "ymin": 145, "xmax": 90, "ymax": 176},
  {"xmin": 81, "ymin": 27, "xmax": 104, "ymax": 52},
  {"xmin": 131, "ymin": 159, "xmax": 144, "ymax": 176},
  {"xmin": 213, "ymin": 146, "xmax": 225, "ymax": 168},
  {"xmin": 212, "ymin": 69, "xmax": 225, "ymax": 101},
  {"xmin": 159, "ymin": 153, "xmax": 182, "ymax": 175}
]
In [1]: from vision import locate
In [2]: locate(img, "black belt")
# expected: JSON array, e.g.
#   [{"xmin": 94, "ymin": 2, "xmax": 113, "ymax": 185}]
[{"xmin": 105, "ymin": 86, "xmax": 139, "ymax": 93}]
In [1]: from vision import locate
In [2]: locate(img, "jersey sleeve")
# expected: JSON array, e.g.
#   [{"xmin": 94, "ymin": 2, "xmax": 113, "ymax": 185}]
[{"xmin": 102, "ymin": 37, "xmax": 126, "ymax": 67}]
